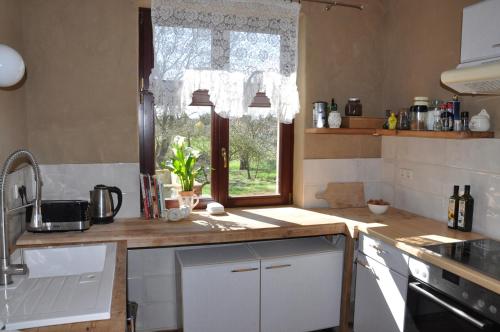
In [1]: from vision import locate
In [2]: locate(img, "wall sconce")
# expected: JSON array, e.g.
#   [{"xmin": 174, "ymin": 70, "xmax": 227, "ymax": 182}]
[{"xmin": 0, "ymin": 44, "xmax": 25, "ymax": 87}]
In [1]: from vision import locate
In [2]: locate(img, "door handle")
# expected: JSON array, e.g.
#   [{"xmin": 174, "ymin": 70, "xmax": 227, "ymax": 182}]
[
  {"xmin": 221, "ymin": 147, "xmax": 228, "ymax": 168},
  {"xmin": 265, "ymin": 264, "xmax": 292, "ymax": 270},
  {"xmin": 409, "ymin": 282, "xmax": 488, "ymax": 329},
  {"xmin": 231, "ymin": 267, "xmax": 258, "ymax": 273}
]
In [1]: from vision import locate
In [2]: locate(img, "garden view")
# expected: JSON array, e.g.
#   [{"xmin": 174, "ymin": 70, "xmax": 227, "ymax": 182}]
[{"xmin": 155, "ymin": 111, "xmax": 279, "ymax": 198}]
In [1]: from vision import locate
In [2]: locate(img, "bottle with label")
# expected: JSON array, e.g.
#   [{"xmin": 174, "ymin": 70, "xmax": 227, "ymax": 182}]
[
  {"xmin": 457, "ymin": 185, "xmax": 474, "ymax": 232},
  {"xmin": 447, "ymin": 185, "xmax": 460, "ymax": 229}
]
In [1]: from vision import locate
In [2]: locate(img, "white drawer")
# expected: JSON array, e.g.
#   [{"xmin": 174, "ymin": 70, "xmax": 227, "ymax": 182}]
[{"xmin": 359, "ymin": 234, "xmax": 409, "ymax": 276}]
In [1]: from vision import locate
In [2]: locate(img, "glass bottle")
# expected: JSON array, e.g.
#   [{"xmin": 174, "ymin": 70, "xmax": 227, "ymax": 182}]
[
  {"xmin": 447, "ymin": 185, "xmax": 460, "ymax": 229},
  {"xmin": 457, "ymin": 185, "xmax": 474, "ymax": 232}
]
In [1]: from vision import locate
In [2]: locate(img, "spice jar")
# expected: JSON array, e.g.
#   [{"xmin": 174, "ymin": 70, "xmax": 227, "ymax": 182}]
[{"xmin": 345, "ymin": 98, "xmax": 362, "ymax": 116}]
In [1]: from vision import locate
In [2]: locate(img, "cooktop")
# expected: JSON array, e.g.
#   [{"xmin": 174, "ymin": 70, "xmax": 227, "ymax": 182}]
[{"xmin": 425, "ymin": 239, "xmax": 500, "ymax": 281}]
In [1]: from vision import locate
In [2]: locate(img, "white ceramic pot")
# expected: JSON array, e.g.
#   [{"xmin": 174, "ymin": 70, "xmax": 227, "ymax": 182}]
[
  {"xmin": 469, "ymin": 109, "xmax": 491, "ymax": 132},
  {"xmin": 328, "ymin": 111, "xmax": 342, "ymax": 128}
]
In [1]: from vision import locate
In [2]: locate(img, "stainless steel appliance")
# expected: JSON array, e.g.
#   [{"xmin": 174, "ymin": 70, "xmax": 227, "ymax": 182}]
[
  {"xmin": 89, "ymin": 184, "xmax": 122, "ymax": 224},
  {"xmin": 405, "ymin": 239, "xmax": 500, "ymax": 332},
  {"xmin": 26, "ymin": 200, "xmax": 90, "ymax": 232}
]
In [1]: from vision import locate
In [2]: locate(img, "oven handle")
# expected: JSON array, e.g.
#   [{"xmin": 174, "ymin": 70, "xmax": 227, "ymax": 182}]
[{"xmin": 409, "ymin": 282, "xmax": 488, "ymax": 330}]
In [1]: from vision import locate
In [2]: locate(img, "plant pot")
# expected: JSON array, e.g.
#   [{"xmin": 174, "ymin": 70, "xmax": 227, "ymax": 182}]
[{"xmin": 177, "ymin": 191, "xmax": 200, "ymax": 212}]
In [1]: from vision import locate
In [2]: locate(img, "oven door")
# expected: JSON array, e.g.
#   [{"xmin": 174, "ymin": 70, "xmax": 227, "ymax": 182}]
[{"xmin": 405, "ymin": 277, "xmax": 499, "ymax": 332}]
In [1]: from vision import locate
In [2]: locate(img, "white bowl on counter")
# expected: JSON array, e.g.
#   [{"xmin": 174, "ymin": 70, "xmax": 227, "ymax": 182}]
[{"xmin": 368, "ymin": 204, "xmax": 390, "ymax": 215}]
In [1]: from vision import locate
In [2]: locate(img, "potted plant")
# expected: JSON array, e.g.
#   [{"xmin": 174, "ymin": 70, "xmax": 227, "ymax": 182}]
[{"xmin": 164, "ymin": 136, "xmax": 201, "ymax": 212}]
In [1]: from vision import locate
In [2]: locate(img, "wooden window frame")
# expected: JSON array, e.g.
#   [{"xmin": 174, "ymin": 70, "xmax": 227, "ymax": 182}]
[{"xmin": 138, "ymin": 8, "xmax": 293, "ymax": 208}]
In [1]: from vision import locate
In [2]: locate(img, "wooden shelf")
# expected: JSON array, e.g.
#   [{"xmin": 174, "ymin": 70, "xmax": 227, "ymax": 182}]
[
  {"xmin": 374, "ymin": 129, "xmax": 495, "ymax": 139},
  {"xmin": 305, "ymin": 128, "xmax": 495, "ymax": 139},
  {"xmin": 305, "ymin": 128, "xmax": 376, "ymax": 135}
]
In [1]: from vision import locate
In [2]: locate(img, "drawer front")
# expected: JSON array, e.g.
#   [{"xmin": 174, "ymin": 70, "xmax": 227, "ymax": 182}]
[
  {"xmin": 182, "ymin": 261, "xmax": 260, "ymax": 332},
  {"xmin": 354, "ymin": 253, "xmax": 408, "ymax": 332},
  {"xmin": 359, "ymin": 234, "xmax": 409, "ymax": 276},
  {"xmin": 260, "ymin": 251, "xmax": 343, "ymax": 332}
]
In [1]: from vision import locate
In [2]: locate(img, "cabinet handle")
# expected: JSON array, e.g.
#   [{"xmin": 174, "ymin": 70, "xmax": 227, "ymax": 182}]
[
  {"xmin": 370, "ymin": 244, "xmax": 387, "ymax": 254},
  {"xmin": 492, "ymin": 43, "xmax": 500, "ymax": 48},
  {"xmin": 231, "ymin": 267, "xmax": 258, "ymax": 273},
  {"xmin": 265, "ymin": 264, "xmax": 292, "ymax": 270}
]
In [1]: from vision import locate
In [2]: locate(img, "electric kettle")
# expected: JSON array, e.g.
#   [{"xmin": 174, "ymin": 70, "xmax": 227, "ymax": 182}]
[{"xmin": 89, "ymin": 184, "xmax": 122, "ymax": 224}]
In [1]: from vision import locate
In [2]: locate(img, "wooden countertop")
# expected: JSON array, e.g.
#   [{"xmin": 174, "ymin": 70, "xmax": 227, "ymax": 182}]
[
  {"xmin": 21, "ymin": 241, "xmax": 127, "ymax": 332},
  {"xmin": 18, "ymin": 206, "xmax": 498, "ymax": 294},
  {"xmin": 17, "ymin": 206, "xmax": 349, "ymax": 248},
  {"xmin": 15, "ymin": 205, "xmax": 500, "ymax": 332}
]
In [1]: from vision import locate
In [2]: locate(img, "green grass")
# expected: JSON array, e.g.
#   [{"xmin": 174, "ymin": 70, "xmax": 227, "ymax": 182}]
[
  {"xmin": 199, "ymin": 160, "xmax": 277, "ymax": 197},
  {"xmin": 228, "ymin": 160, "xmax": 277, "ymax": 196}
]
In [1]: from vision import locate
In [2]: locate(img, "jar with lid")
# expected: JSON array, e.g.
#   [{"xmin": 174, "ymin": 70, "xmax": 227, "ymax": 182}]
[
  {"xmin": 345, "ymin": 98, "xmax": 362, "ymax": 116},
  {"xmin": 410, "ymin": 105, "xmax": 428, "ymax": 130}
]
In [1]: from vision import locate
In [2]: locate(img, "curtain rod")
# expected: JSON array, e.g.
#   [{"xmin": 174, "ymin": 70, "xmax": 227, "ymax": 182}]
[{"xmin": 293, "ymin": 0, "xmax": 364, "ymax": 11}]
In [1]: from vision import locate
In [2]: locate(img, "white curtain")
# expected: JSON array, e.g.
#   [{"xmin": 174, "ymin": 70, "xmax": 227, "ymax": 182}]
[{"xmin": 150, "ymin": 0, "xmax": 300, "ymax": 124}]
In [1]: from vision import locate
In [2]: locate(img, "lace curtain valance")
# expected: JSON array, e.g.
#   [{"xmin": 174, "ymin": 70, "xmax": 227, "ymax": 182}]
[{"xmin": 150, "ymin": 0, "xmax": 301, "ymax": 123}]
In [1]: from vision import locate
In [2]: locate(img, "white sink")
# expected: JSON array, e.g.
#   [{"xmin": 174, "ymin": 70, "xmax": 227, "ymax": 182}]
[{"xmin": 0, "ymin": 242, "xmax": 116, "ymax": 330}]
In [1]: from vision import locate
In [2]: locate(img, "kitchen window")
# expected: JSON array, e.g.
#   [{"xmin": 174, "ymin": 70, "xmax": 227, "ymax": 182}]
[{"xmin": 138, "ymin": 2, "xmax": 298, "ymax": 207}]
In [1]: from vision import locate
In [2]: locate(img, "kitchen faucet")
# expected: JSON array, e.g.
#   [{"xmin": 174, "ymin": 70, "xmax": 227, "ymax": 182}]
[{"xmin": 0, "ymin": 149, "xmax": 43, "ymax": 285}]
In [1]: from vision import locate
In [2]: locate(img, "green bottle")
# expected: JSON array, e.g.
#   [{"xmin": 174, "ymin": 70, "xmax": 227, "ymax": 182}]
[
  {"xmin": 457, "ymin": 185, "xmax": 474, "ymax": 232},
  {"xmin": 447, "ymin": 185, "xmax": 459, "ymax": 229}
]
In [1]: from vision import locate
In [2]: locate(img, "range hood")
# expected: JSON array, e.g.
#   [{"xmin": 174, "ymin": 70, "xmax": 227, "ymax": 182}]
[
  {"xmin": 441, "ymin": 62, "xmax": 500, "ymax": 95},
  {"xmin": 441, "ymin": 0, "xmax": 500, "ymax": 95}
]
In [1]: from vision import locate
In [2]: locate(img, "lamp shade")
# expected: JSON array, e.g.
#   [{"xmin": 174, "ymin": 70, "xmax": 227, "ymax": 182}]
[{"xmin": 0, "ymin": 44, "xmax": 25, "ymax": 87}]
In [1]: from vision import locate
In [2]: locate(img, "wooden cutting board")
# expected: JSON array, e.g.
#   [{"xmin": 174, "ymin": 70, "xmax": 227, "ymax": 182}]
[{"xmin": 315, "ymin": 182, "xmax": 366, "ymax": 208}]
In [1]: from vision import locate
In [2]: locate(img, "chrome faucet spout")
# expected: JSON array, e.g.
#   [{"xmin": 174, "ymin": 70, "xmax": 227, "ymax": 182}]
[{"xmin": 0, "ymin": 149, "xmax": 41, "ymax": 285}]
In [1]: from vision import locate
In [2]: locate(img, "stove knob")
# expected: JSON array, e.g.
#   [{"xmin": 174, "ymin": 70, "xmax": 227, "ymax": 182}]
[
  {"xmin": 478, "ymin": 299, "xmax": 485, "ymax": 308},
  {"xmin": 489, "ymin": 305, "xmax": 497, "ymax": 314},
  {"xmin": 462, "ymin": 291, "xmax": 469, "ymax": 300}
]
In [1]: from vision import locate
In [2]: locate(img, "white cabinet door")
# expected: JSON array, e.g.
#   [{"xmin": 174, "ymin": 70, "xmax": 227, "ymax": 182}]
[
  {"xmin": 353, "ymin": 253, "xmax": 408, "ymax": 332},
  {"xmin": 260, "ymin": 252, "xmax": 343, "ymax": 332},
  {"xmin": 181, "ymin": 261, "xmax": 260, "ymax": 332},
  {"xmin": 461, "ymin": 0, "xmax": 500, "ymax": 64}
]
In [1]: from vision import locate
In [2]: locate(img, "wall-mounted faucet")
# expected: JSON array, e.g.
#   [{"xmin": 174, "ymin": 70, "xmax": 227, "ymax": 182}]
[{"xmin": 0, "ymin": 149, "xmax": 42, "ymax": 285}]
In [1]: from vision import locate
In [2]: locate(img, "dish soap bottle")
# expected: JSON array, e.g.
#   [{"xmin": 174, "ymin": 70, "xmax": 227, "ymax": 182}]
[
  {"xmin": 447, "ymin": 185, "xmax": 459, "ymax": 229},
  {"xmin": 457, "ymin": 185, "xmax": 474, "ymax": 232}
]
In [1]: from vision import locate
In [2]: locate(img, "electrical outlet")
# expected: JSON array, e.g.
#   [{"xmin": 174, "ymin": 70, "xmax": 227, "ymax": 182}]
[{"xmin": 399, "ymin": 168, "xmax": 414, "ymax": 180}]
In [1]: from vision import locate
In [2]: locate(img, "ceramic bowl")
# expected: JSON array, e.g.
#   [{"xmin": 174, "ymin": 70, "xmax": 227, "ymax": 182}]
[{"xmin": 368, "ymin": 203, "xmax": 390, "ymax": 215}]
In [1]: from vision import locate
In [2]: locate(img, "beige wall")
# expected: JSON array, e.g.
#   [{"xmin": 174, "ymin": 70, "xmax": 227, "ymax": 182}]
[
  {"xmin": 380, "ymin": 0, "xmax": 500, "ymax": 133},
  {"xmin": 293, "ymin": 1, "xmax": 386, "ymax": 205},
  {"xmin": 301, "ymin": 0, "xmax": 387, "ymax": 125},
  {"xmin": 0, "ymin": 0, "xmax": 26, "ymax": 162},
  {"xmin": 21, "ymin": 0, "xmax": 139, "ymax": 164}
]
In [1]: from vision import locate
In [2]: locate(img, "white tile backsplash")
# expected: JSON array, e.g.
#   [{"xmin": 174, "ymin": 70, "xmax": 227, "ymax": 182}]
[
  {"xmin": 382, "ymin": 137, "xmax": 500, "ymax": 240},
  {"xmin": 38, "ymin": 163, "xmax": 140, "ymax": 218},
  {"xmin": 301, "ymin": 158, "xmax": 383, "ymax": 208}
]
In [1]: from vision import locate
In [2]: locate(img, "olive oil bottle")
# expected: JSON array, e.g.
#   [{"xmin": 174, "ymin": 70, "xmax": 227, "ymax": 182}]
[
  {"xmin": 447, "ymin": 185, "xmax": 460, "ymax": 229},
  {"xmin": 457, "ymin": 185, "xmax": 474, "ymax": 232}
]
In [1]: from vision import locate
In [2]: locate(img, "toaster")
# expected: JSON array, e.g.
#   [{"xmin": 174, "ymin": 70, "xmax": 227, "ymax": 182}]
[{"xmin": 26, "ymin": 200, "xmax": 90, "ymax": 232}]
